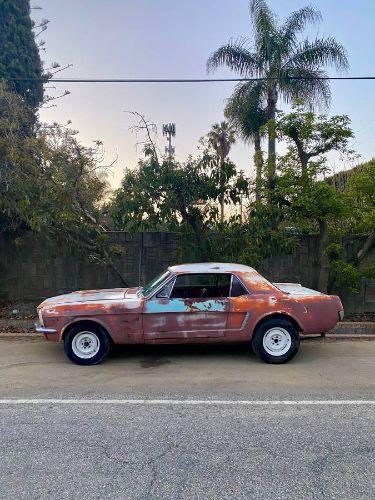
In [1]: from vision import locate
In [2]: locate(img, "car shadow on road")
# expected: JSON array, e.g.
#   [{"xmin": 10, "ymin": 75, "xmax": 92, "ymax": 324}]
[{"xmin": 109, "ymin": 342, "xmax": 256, "ymax": 367}]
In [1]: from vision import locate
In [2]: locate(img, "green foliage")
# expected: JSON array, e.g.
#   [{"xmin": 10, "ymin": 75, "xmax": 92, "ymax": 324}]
[
  {"xmin": 207, "ymin": 0, "xmax": 348, "ymax": 105},
  {"xmin": 0, "ymin": 0, "xmax": 44, "ymax": 107},
  {"xmin": 224, "ymin": 84, "xmax": 267, "ymax": 142},
  {"xmin": 179, "ymin": 211, "xmax": 298, "ymax": 266},
  {"xmin": 207, "ymin": 0, "xmax": 349, "ymax": 187},
  {"xmin": 0, "ymin": 84, "xmax": 40, "ymax": 235},
  {"xmin": 110, "ymin": 156, "xmax": 216, "ymax": 233},
  {"xmin": 344, "ymin": 160, "xmax": 375, "ymax": 234},
  {"xmin": 206, "ymin": 121, "xmax": 240, "ymax": 223},
  {"xmin": 277, "ymin": 105, "xmax": 354, "ymax": 174},
  {"xmin": 329, "ymin": 260, "xmax": 361, "ymax": 293},
  {"xmin": 0, "ymin": 86, "xmax": 128, "ymax": 282},
  {"xmin": 273, "ymin": 106, "xmax": 354, "ymax": 232},
  {"xmin": 326, "ymin": 243, "xmax": 344, "ymax": 261},
  {"xmin": 361, "ymin": 262, "xmax": 375, "ymax": 280},
  {"xmin": 111, "ymin": 123, "xmax": 248, "ymax": 235}
]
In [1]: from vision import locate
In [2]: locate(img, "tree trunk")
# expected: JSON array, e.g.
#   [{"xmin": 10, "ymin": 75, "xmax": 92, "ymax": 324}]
[
  {"xmin": 357, "ymin": 230, "xmax": 375, "ymax": 262},
  {"xmin": 220, "ymin": 196, "xmax": 225, "ymax": 224},
  {"xmin": 219, "ymin": 153, "xmax": 225, "ymax": 224},
  {"xmin": 254, "ymin": 131, "xmax": 263, "ymax": 202},
  {"xmin": 266, "ymin": 86, "xmax": 278, "ymax": 191},
  {"xmin": 317, "ymin": 219, "xmax": 329, "ymax": 293}
]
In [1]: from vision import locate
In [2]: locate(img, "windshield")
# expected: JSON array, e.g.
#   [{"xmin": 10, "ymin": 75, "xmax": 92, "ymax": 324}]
[{"xmin": 142, "ymin": 270, "xmax": 171, "ymax": 297}]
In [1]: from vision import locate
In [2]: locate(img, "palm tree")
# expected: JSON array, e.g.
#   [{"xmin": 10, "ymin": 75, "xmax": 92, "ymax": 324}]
[
  {"xmin": 225, "ymin": 83, "xmax": 267, "ymax": 202},
  {"xmin": 207, "ymin": 0, "xmax": 348, "ymax": 190},
  {"xmin": 207, "ymin": 121, "xmax": 236, "ymax": 223}
]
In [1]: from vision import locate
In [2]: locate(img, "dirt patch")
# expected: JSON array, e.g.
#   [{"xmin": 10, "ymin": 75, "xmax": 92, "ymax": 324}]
[
  {"xmin": 343, "ymin": 312, "xmax": 375, "ymax": 322},
  {"xmin": 0, "ymin": 301, "xmax": 38, "ymax": 320}
]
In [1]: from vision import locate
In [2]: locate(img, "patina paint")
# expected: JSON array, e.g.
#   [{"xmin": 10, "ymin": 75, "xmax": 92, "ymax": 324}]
[
  {"xmin": 144, "ymin": 298, "xmax": 227, "ymax": 313},
  {"xmin": 143, "ymin": 297, "xmax": 229, "ymax": 341},
  {"xmin": 37, "ymin": 262, "xmax": 344, "ymax": 345},
  {"xmin": 39, "ymin": 290, "xmax": 144, "ymax": 344}
]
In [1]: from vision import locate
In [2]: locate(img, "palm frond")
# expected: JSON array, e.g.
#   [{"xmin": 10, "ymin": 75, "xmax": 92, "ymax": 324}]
[
  {"xmin": 278, "ymin": 67, "xmax": 331, "ymax": 109},
  {"xmin": 229, "ymin": 80, "xmax": 266, "ymax": 104},
  {"xmin": 225, "ymin": 81, "xmax": 267, "ymax": 140},
  {"xmin": 207, "ymin": 39, "xmax": 259, "ymax": 76},
  {"xmin": 249, "ymin": 0, "xmax": 278, "ymax": 62},
  {"xmin": 282, "ymin": 6, "xmax": 322, "ymax": 40},
  {"xmin": 250, "ymin": 0, "xmax": 276, "ymax": 41},
  {"xmin": 287, "ymin": 37, "xmax": 349, "ymax": 73}
]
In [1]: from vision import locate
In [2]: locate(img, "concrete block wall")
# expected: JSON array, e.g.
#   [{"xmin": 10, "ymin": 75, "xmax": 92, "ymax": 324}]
[
  {"xmin": 0, "ymin": 231, "xmax": 373, "ymax": 313},
  {"xmin": 0, "ymin": 231, "xmax": 181, "ymax": 301}
]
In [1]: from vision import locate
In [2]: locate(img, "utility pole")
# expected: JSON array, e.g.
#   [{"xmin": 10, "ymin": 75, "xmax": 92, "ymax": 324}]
[{"xmin": 162, "ymin": 123, "xmax": 176, "ymax": 161}]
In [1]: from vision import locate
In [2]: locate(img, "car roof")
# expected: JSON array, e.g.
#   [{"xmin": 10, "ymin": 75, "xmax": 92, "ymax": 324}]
[{"xmin": 168, "ymin": 263, "xmax": 256, "ymax": 274}]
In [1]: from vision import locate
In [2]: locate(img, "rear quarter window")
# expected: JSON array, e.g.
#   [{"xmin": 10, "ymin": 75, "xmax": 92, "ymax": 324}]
[{"xmin": 231, "ymin": 276, "xmax": 249, "ymax": 297}]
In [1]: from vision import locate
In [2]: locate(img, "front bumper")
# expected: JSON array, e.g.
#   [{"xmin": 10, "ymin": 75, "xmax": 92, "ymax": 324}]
[{"xmin": 35, "ymin": 322, "xmax": 57, "ymax": 334}]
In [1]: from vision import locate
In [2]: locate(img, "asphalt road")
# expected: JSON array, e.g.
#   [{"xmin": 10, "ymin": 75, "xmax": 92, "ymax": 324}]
[{"xmin": 0, "ymin": 339, "xmax": 374, "ymax": 499}]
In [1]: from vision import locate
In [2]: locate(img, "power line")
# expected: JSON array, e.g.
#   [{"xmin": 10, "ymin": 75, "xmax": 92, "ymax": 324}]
[{"xmin": 7, "ymin": 76, "xmax": 375, "ymax": 83}]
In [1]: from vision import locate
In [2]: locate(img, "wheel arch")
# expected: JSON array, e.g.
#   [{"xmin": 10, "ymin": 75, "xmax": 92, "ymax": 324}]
[
  {"xmin": 61, "ymin": 319, "xmax": 113, "ymax": 343},
  {"xmin": 253, "ymin": 312, "xmax": 302, "ymax": 335}
]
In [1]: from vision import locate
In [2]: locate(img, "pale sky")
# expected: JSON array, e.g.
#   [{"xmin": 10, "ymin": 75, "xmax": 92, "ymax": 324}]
[{"xmin": 37, "ymin": 0, "xmax": 375, "ymax": 188}]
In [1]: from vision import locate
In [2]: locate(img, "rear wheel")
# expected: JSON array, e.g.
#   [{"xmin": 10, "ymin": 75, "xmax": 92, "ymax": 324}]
[
  {"xmin": 252, "ymin": 318, "xmax": 300, "ymax": 364},
  {"xmin": 64, "ymin": 324, "xmax": 110, "ymax": 365}
]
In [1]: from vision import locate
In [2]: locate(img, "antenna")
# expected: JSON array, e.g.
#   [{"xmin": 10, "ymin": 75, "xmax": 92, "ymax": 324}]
[{"xmin": 162, "ymin": 123, "xmax": 176, "ymax": 159}]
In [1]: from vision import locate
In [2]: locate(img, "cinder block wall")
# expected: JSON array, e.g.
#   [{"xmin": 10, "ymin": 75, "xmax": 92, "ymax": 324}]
[
  {"xmin": 0, "ymin": 232, "xmax": 181, "ymax": 301},
  {"xmin": 0, "ymin": 231, "xmax": 373, "ymax": 313}
]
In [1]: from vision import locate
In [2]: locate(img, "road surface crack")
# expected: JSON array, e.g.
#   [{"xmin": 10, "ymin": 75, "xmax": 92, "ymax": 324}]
[{"xmin": 142, "ymin": 440, "xmax": 179, "ymax": 499}]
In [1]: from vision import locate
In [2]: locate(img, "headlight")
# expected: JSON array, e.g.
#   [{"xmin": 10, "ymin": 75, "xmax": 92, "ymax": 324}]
[{"xmin": 38, "ymin": 309, "xmax": 44, "ymax": 326}]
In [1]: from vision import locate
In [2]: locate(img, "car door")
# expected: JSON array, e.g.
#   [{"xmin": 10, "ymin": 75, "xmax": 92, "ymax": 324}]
[
  {"xmin": 143, "ymin": 273, "xmax": 231, "ymax": 342},
  {"xmin": 226, "ymin": 274, "xmax": 253, "ymax": 341}
]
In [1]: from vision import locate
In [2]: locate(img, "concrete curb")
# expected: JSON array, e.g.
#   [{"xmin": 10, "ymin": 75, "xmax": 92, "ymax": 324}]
[{"xmin": 330, "ymin": 322, "xmax": 375, "ymax": 335}]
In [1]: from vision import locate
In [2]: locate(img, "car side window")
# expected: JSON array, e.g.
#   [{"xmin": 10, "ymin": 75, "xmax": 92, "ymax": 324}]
[
  {"xmin": 156, "ymin": 279, "xmax": 174, "ymax": 298},
  {"xmin": 170, "ymin": 273, "xmax": 231, "ymax": 299},
  {"xmin": 230, "ymin": 275, "xmax": 248, "ymax": 297}
]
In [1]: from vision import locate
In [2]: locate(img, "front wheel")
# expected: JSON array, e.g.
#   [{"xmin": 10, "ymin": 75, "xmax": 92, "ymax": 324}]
[
  {"xmin": 252, "ymin": 318, "xmax": 300, "ymax": 364},
  {"xmin": 64, "ymin": 324, "xmax": 110, "ymax": 365}
]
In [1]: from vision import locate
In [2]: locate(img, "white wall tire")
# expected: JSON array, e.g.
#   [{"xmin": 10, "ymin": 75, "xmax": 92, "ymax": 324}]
[
  {"xmin": 252, "ymin": 318, "xmax": 300, "ymax": 364},
  {"xmin": 64, "ymin": 324, "xmax": 110, "ymax": 365}
]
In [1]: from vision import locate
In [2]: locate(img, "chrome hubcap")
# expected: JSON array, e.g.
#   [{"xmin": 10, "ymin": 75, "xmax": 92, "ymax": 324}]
[
  {"xmin": 263, "ymin": 327, "xmax": 292, "ymax": 357},
  {"xmin": 72, "ymin": 331, "xmax": 100, "ymax": 359}
]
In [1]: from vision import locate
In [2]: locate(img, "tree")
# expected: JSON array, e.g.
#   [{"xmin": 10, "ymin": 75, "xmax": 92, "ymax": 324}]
[
  {"xmin": 0, "ymin": 85, "xmax": 127, "ymax": 284},
  {"xmin": 277, "ymin": 105, "xmax": 353, "ymax": 176},
  {"xmin": 207, "ymin": 121, "xmax": 236, "ymax": 223},
  {"xmin": 0, "ymin": 83, "xmax": 39, "ymax": 236},
  {"xmin": 274, "ymin": 107, "xmax": 354, "ymax": 292},
  {"xmin": 0, "ymin": 0, "xmax": 44, "ymax": 108},
  {"xmin": 111, "ymin": 155, "xmax": 217, "ymax": 234},
  {"xmin": 344, "ymin": 161, "xmax": 375, "ymax": 264},
  {"xmin": 37, "ymin": 126, "xmax": 128, "ymax": 285},
  {"xmin": 224, "ymin": 83, "xmax": 267, "ymax": 201},
  {"xmin": 207, "ymin": 0, "xmax": 348, "ymax": 189}
]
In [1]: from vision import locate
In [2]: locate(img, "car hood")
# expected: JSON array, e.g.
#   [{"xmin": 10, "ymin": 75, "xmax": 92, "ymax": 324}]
[{"xmin": 38, "ymin": 287, "xmax": 141, "ymax": 308}]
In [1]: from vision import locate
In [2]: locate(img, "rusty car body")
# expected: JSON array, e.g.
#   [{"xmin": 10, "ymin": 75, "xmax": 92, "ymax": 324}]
[{"xmin": 36, "ymin": 263, "xmax": 344, "ymax": 365}]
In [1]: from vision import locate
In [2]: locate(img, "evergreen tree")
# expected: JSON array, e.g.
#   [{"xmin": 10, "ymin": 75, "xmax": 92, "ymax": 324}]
[{"xmin": 0, "ymin": 0, "xmax": 44, "ymax": 108}]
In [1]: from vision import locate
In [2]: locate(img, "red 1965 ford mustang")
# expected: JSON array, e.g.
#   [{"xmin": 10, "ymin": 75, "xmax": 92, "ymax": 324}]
[{"xmin": 36, "ymin": 263, "xmax": 344, "ymax": 365}]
